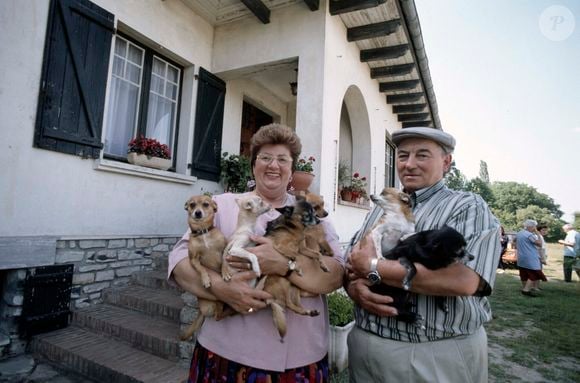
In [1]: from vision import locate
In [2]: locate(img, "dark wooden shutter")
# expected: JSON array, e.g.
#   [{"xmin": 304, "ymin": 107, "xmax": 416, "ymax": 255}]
[
  {"xmin": 191, "ymin": 67, "xmax": 226, "ymax": 181},
  {"xmin": 34, "ymin": 0, "xmax": 114, "ymax": 158}
]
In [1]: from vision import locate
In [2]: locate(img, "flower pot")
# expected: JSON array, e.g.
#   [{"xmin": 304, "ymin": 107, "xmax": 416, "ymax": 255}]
[
  {"xmin": 289, "ymin": 171, "xmax": 314, "ymax": 192},
  {"xmin": 340, "ymin": 189, "xmax": 352, "ymax": 202},
  {"xmin": 127, "ymin": 152, "xmax": 171, "ymax": 171},
  {"xmin": 328, "ymin": 321, "xmax": 355, "ymax": 373}
]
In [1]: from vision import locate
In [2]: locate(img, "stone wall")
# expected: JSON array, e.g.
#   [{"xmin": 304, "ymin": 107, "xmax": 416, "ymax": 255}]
[{"xmin": 0, "ymin": 235, "xmax": 179, "ymax": 360}]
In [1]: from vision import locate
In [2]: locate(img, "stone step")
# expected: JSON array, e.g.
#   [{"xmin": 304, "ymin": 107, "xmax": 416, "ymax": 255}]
[
  {"xmin": 72, "ymin": 304, "xmax": 182, "ymax": 362},
  {"xmin": 103, "ymin": 285, "xmax": 183, "ymax": 322},
  {"xmin": 131, "ymin": 270, "xmax": 181, "ymax": 292},
  {"xmin": 32, "ymin": 326, "xmax": 188, "ymax": 383}
]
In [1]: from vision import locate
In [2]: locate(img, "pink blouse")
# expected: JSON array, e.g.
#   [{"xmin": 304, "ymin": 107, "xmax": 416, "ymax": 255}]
[{"xmin": 167, "ymin": 192, "xmax": 345, "ymax": 371}]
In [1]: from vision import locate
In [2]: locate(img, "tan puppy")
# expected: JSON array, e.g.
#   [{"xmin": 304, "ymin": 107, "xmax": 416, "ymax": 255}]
[
  {"xmin": 180, "ymin": 195, "xmax": 227, "ymax": 340},
  {"xmin": 258, "ymin": 198, "xmax": 322, "ymax": 340},
  {"xmin": 302, "ymin": 191, "xmax": 333, "ymax": 271},
  {"xmin": 222, "ymin": 194, "xmax": 271, "ymax": 281},
  {"xmin": 370, "ymin": 187, "xmax": 415, "ymax": 258}
]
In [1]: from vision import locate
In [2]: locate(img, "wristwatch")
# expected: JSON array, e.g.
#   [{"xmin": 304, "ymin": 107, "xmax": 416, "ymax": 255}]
[
  {"xmin": 285, "ymin": 260, "xmax": 297, "ymax": 277},
  {"xmin": 367, "ymin": 258, "xmax": 382, "ymax": 285}
]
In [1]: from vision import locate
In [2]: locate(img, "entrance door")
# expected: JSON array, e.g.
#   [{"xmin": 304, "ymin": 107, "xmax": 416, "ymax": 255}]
[{"xmin": 240, "ymin": 101, "xmax": 273, "ymax": 157}]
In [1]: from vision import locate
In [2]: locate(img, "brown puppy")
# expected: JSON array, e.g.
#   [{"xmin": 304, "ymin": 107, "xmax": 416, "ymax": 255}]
[
  {"xmin": 180, "ymin": 195, "xmax": 227, "ymax": 341},
  {"xmin": 301, "ymin": 191, "xmax": 333, "ymax": 271},
  {"xmin": 258, "ymin": 198, "xmax": 322, "ymax": 340}
]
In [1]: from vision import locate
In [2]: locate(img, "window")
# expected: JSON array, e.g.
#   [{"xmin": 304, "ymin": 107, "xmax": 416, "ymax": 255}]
[
  {"xmin": 104, "ymin": 35, "xmax": 181, "ymax": 162},
  {"xmin": 385, "ymin": 140, "xmax": 396, "ymax": 187}
]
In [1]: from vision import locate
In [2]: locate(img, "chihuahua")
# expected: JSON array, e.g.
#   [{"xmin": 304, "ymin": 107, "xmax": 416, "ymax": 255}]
[{"xmin": 180, "ymin": 195, "xmax": 227, "ymax": 340}]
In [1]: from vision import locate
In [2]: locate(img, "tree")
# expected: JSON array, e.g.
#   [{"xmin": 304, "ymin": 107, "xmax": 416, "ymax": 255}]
[
  {"xmin": 444, "ymin": 161, "xmax": 468, "ymax": 191},
  {"xmin": 466, "ymin": 177, "xmax": 495, "ymax": 206},
  {"xmin": 490, "ymin": 182, "xmax": 563, "ymax": 218},
  {"xmin": 479, "ymin": 160, "xmax": 490, "ymax": 184}
]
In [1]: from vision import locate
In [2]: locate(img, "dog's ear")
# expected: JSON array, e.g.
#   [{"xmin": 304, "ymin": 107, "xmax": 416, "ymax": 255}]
[
  {"xmin": 210, "ymin": 199, "xmax": 218, "ymax": 213},
  {"xmin": 399, "ymin": 192, "xmax": 411, "ymax": 205},
  {"xmin": 184, "ymin": 200, "xmax": 190, "ymax": 211},
  {"xmin": 275, "ymin": 206, "xmax": 294, "ymax": 217}
]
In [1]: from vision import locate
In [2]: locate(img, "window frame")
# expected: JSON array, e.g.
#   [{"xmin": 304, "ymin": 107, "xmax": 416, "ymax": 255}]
[
  {"xmin": 103, "ymin": 33, "xmax": 183, "ymax": 169},
  {"xmin": 385, "ymin": 139, "xmax": 396, "ymax": 188}
]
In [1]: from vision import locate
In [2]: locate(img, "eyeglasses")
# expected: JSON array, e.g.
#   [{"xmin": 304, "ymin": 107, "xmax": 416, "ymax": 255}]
[{"xmin": 256, "ymin": 153, "xmax": 293, "ymax": 167}]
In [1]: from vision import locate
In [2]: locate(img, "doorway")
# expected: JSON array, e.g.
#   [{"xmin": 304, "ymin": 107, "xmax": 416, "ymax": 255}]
[{"xmin": 240, "ymin": 101, "xmax": 274, "ymax": 157}]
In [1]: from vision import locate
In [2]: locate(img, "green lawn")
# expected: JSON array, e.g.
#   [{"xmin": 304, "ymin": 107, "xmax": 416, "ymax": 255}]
[{"xmin": 331, "ymin": 243, "xmax": 580, "ymax": 382}]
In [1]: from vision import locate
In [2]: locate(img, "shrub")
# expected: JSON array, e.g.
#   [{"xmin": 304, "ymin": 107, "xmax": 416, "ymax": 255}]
[{"xmin": 327, "ymin": 290, "xmax": 355, "ymax": 327}]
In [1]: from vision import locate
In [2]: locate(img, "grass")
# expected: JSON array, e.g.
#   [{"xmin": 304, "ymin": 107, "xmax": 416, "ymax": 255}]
[{"xmin": 330, "ymin": 243, "xmax": 580, "ymax": 382}]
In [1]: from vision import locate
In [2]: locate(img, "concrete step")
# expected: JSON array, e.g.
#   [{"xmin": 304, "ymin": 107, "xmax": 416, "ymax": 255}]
[
  {"xmin": 103, "ymin": 285, "xmax": 183, "ymax": 322},
  {"xmin": 131, "ymin": 270, "xmax": 181, "ymax": 292},
  {"xmin": 32, "ymin": 326, "xmax": 188, "ymax": 383},
  {"xmin": 72, "ymin": 304, "xmax": 182, "ymax": 362}
]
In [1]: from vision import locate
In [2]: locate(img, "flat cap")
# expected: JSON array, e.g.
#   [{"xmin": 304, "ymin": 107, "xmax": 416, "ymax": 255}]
[{"xmin": 392, "ymin": 127, "xmax": 455, "ymax": 153}]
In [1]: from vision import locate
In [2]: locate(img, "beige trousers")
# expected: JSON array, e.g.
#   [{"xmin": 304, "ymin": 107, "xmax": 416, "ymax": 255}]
[{"xmin": 347, "ymin": 326, "xmax": 488, "ymax": 383}]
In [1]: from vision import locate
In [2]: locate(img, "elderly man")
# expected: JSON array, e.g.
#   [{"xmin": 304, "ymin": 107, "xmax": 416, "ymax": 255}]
[
  {"xmin": 347, "ymin": 127, "xmax": 500, "ymax": 383},
  {"xmin": 558, "ymin": 223, "xmax": 579, "ymax": 282},
  {"xmin": 515, "ymin": 219, "xmax": 544, "ymax": 295}
]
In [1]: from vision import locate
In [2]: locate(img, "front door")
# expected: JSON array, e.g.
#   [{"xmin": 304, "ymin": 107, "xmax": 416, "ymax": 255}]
[{"xmin": 240, "ymin": 101, "xmax": 273, "ymax": 157}]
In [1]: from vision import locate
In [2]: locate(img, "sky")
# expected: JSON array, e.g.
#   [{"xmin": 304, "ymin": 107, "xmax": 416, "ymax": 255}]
[{"xmin": 415, "ymin": 0, "xmax": 579, "ymax": 222}]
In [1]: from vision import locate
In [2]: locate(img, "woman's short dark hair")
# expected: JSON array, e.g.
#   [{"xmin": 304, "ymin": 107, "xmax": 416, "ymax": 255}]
[
  {"xmin": 537, "ymin": 224, "xmax": 548, "ymax": 231},
  {"xmin": 250, "ymin": 123, "xmax": 302, "ymax": 171}
]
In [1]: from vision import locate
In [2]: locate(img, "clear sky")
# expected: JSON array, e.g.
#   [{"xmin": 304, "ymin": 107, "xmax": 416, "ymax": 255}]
[{"xmin": 415, "ymin": 0, "xmax": 579, "ymax": 222}]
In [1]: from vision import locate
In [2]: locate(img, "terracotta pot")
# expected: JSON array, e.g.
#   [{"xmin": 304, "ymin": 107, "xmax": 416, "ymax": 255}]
[
  {"xmin": 289, "ymin": 171, "xmax": 314, "ymax": 192},
  {"xmin": 340, "ymin": 189, "xmax": 352, "ymax": 202},
  {"xmin": 127, "ymin": 152, "xmax": 172, "ymax": 171}
]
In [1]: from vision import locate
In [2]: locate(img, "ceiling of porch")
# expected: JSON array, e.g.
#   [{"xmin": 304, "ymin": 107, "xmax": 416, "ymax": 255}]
[{"xmin": 179, "ymin": 0, "xmax": 441, "ymax": 130}]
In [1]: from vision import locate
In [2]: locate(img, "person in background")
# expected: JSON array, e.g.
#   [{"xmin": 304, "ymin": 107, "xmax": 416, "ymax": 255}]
[
  {"xmin": 498, "ymin": 225, "xmax": 508, "ymax": 272},
  {"xmin": 168, "ymin": 124, "xmax": 345, "ymax": 382},
  {"xmin": 346, "ymin": 127, "xmax": 500, "ymax": 383},
  {"xmin": 558, "ymin": 223, "xmax": 579, "ymax": 282},
  {"xmin": 516, "ymin": 219, "xmax": 545, "ymax": 296},
  {"xmin": 535, "ymin": 224, "xmax": 549, "ymax": 290}
]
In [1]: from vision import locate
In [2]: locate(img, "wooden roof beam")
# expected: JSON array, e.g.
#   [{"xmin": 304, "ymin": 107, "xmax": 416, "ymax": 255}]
[
  {"xmin": 330, "ymin": 0, "xmax": 386, "ymax": 15},
  {"xmin": 379, "ymin": 79, "xmax": 420, "ymax": 92},
  {"xmin": 371, "ymin": 63, "xmax": 415, "ymax": 78},
  {"xmin": 347, "ymin": 19, "xmax": 401, "ymax": 41},
  {"xmin": 393, "ymin": 103, "xmax": 427, "ymax": 114},
  {"xmin": 241, "ymin": 0, "xmax": 270, "ymax": 24},
  {"xmin": 402, "ymin": 121, "xmax": 432, "ymax": 128},
  {"xmin": 398, "ymin": 113, "xmax": 430, "ymax": 122},
  {"xmin": 303, "ymin": 0, "xmax": 319, "ymax": 11},
  {"xmin": 386, "ymin": 92, "xmax": 423, "ymax": 104},
  {"xmin": 360, "ymin": 44, "xmax": 409, "ymax": 62}
]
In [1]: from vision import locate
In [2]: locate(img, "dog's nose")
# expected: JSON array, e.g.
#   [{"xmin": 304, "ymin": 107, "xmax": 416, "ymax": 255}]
[{"xmin": 194, "ymin": 210, "xmax": 203, "ymax": 219}]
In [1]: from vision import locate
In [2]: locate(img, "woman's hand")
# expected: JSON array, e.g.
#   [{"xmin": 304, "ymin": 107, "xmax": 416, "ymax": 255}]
[
  {"xmin": 209, "ymin": 271, "xmax": 271, "ymax": 314},
  {"xmin": 246, "ymin": 235, "xmax": 289, "ymax": 276},
  {"xmin": 345, "ymin": 278, "xmax": 398, "ymax": 317}
]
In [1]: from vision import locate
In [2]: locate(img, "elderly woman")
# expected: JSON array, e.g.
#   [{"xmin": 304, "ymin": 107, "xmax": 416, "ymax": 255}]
[
  {"xmin": 168, "ymin": 123, "xmax": 345, "ymax": 382},
  {"xmin": 516, "ymin": 219, "xmax": 546, "ymax": 296}
]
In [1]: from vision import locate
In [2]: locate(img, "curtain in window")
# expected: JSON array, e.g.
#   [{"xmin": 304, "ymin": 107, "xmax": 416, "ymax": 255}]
[{"xmin": 104, "ymin": 38, "xmax": 143, "ymax": 157}]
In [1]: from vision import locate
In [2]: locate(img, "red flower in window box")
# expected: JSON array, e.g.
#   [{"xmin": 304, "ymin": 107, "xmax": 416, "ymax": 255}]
[{"xmin": 128, "ymin": 136, "xmax": 171, "ymax": 159}]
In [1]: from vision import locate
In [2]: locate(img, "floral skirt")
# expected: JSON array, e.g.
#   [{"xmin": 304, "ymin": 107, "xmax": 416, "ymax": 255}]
[{"xmin": 188, "ymin": 342, "xmax": 329, "ymax": 383}]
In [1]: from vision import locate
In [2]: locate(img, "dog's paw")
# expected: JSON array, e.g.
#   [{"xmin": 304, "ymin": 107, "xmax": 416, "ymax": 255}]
[
  {"xmin": 202, "ymin": 276, "xmax": 211, "ymax": 288},
  {"xmin": 309, "ymin": 309, "xmax": 320, "ymax": 317},
  {"xmin": 222, "ymin": 271, "xmax": 232, "ymax": 282}
]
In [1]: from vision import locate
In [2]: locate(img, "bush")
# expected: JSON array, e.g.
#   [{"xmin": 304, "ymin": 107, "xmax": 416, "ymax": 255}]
[
  {"xmin": 327, "ymin": 290, "xmax": 354, "ymax": 327},
  {"xmin": 220, "ymin": 152, "xmax": 252, "ymax": 193}
]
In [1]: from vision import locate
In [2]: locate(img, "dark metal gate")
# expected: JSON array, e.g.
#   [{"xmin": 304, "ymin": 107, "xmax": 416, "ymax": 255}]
[{"xmin": 21, "ymin": 264, "xmax": 73, "ymax": 337}]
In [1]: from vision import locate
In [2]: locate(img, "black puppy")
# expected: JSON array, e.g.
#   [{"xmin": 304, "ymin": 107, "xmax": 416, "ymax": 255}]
[{"xmin": 370, "ymin": 226, "xmax": 473, "ymax": 327}]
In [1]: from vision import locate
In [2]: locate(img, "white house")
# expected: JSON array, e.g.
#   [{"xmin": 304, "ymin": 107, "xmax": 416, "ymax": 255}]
[{"xmin": 0, "ymin": 0, "xmax": 441, "ymax": 372}]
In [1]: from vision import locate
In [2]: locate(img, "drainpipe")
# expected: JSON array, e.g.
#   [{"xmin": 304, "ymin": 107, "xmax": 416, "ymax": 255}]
[{"xmin": 399, "ymin": 0, "xmax": 442, "ymax": 130}]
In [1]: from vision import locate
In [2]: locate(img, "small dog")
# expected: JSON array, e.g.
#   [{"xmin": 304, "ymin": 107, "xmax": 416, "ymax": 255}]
[
  {"xmin": 371, "ymin": 226, "xmax": 473, "ymax": 326},
  {"xmin": 180, "ymin": 195, "xmax": 227, "ymax": 340},
  {"xmin": 258, "ymin": 197, "xmax": 323, "ymax": 340},
  {"xmin": 222, "ymin": 194, "xmax": 271, "ymax": 281},
  {"xmin": 300, "ymin": 191, "xmax": 334, "ymax": 271},
  {"xmin": 369, "ymin": 188, "xmax": 415, "ymax": 258}
]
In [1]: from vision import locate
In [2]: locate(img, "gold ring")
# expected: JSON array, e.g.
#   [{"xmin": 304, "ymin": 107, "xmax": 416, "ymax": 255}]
[{"xmin": 247, "ymin": 308, "xmax": 254, "ymax": 313}]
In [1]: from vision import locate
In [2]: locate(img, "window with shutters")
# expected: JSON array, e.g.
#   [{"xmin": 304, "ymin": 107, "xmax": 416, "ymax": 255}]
[{"xmin": 103, "ymin": 35, "xmax": 182, "ymax": 164}]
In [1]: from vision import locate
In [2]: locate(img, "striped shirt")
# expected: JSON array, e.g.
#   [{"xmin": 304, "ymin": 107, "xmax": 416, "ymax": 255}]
[{"xmin": 352, "ymin": 180, "xmax": 501, "ymax": 343}]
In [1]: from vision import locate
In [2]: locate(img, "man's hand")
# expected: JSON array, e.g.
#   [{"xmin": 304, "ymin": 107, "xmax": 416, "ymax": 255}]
[
  {"xmin": 345, "ymin": 278, "xmax": 398, "ymax": 317},
  {"xmin": 210, "ymin": 271, "xmax": 271, "ymax": 314},
  {"xmin": 347, "ymin": 235, "xmax": 376, "ymax": 278}
]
